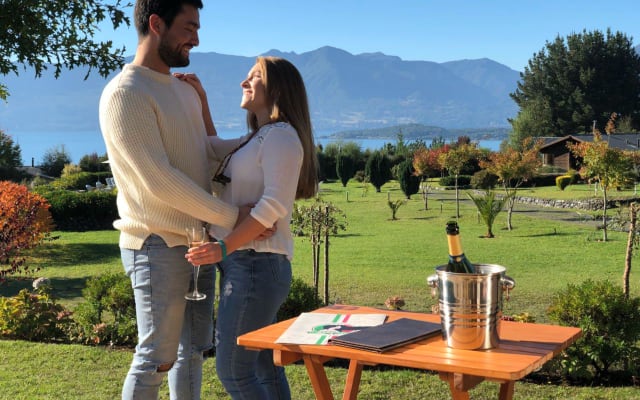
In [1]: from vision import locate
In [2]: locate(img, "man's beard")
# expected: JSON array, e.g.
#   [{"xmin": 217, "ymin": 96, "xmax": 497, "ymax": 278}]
[{"xmin": 158, "ymin": 36, "xmax": 190, "ymax": 68}]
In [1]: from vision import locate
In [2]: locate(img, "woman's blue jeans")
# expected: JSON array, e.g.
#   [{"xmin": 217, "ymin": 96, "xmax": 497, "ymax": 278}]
[
  {"xmin": 120, "ymin": 234, "xmax": 215, "ymax": 400},
  {"xmin": 215, "ymin": 250, "xmax": 292, "ymax": 400}
]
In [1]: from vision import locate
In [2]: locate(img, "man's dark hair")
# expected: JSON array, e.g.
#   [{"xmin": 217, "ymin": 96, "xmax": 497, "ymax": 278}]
[{"xmin": 134, "ymin": 0, "xmax": 203, "ymax": 36}]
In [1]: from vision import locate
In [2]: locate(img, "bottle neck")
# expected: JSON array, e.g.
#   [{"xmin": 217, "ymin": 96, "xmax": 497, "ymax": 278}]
[{"xmin": 447, "ymin": 234, "xmax": 464, "ymax": 258}]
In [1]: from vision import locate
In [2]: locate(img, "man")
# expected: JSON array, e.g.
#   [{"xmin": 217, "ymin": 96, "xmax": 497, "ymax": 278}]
[{"xmin": 99, "ymin": 1, "xmax": 245, "ymax": 399}]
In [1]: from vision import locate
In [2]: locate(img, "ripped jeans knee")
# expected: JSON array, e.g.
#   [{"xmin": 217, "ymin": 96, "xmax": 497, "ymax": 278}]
[{"xmin": 157, "ymin": 362, "xmax": 174, "ymax": 373}]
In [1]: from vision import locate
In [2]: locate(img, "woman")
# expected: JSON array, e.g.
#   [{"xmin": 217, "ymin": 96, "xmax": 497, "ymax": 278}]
[{"xmin": 182, "ymin": 56, "xmax": 318, "ymax": 399}]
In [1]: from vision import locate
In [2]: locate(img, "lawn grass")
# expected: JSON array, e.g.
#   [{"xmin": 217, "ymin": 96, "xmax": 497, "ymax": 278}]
[{"xmin": 1, "ymin": 180, "xmax": 639, "ymax": 399}]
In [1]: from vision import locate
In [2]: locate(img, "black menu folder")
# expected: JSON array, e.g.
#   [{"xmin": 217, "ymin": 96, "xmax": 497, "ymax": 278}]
[{"xmin": 329, "ymin": 318, "xmax": 442, "ymax": 353}]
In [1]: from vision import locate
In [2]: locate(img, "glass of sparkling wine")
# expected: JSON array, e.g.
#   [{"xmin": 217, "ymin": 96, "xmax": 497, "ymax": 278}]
[{"xmin": 185, "ymin": 226, "xmax": 208, "ymax": 301}]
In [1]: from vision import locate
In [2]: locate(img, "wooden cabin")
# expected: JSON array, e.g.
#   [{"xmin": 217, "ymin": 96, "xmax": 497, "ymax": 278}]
[{"xmin": 537, "ymin": 133, "xmax": 640, "ymax": 171}]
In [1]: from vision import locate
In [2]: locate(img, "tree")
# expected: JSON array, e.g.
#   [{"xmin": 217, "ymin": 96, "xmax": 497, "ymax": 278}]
[
  {"xmin": 569, "ymin": 132, "xmax": 633, "ymax": 242},
  {"xmin": 507, "ymin": 102, "xmax": 553, "ymax": 151},
  {"xmin": 321, "ymin": 141, "xmax": 363, "ymax": 181},
  {"xmin": 611, "ymin": 201, "xmax": 640, "ymax": 298},
  {"xmin": 624, "ymin": 203, "xmax": 637, "ymax": 298},
  {"xmin": 438, "ymin": 143, "xmax": 480, "ymax": 218},
  {"xmin": 0, "ymin": 181, "xmax": 53, "ymax": 283},
  {"xmin": 0, "ymin": 130, "xmax": 24, "ymax": 181},
  {"xmin": 510, "ymin": 29, "xmax": 640, "ymax": 139},
  {"xmin": 398, "ymin": 160, "xmax": 420, "ymax": 199},
  {"xmin": 412, "ymin": 144, "xmax": 450, "ymax": 180},
  {"xmin": 291, "ymin": 199, "xmax": 347, "ymax": 304},
  {"xmin": 335, "ymin": 152, "xmax": 355, "ymax": 187},
  {"xmin": 387, "ymin": 199, "xmax": 405, "ymax": 220},
  {"xmin": 480, "ymin": 138, "xmax": 542, "ymax": 230},
  {"xmin": 40, "ymin": 145, "xmax": 72, "ymax": 178},
  {"xmin": 0, "ymin": 1, "xmax": 131, "ymax": 100},
  {"xmin": 467, "ymin": 191, "xmax": 510, "ymax": 238},
  {"xmin": 365, "ymin": 151, "xmax": 392, "ymax": 192},
  {"xmin": 79, "ymin": 152, "xmax": 110, "ymax": 173}
]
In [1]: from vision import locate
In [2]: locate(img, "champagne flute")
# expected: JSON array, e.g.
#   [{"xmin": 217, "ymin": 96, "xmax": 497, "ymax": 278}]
[{"xmin": 185, "ymin": 226, "xmax": 208, "ymax": 301}]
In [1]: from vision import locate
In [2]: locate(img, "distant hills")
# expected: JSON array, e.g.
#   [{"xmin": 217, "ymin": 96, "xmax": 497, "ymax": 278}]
[
  {"xmin": 0, "ymin": 46, "xmax": 523, "ymax": 134},
  {"xmin": 326, "ymin": 123, "xmax": 510, "ymax": 142}
]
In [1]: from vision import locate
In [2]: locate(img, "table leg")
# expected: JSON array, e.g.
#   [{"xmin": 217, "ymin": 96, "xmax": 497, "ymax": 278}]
[
  {"xmin": 439, "ymin": 372, "xmax": 473, "ymax": 400},
  {"xmin": 342, "ymin": 361, "xmax": 364, "ymax": 400},
  {"xmin": 499, "ymin": 381, "xmax": 515, "ymax": 400},
  {"xmin": 303, "ymin": 354, "xmax": 334, "ymax": 400}
]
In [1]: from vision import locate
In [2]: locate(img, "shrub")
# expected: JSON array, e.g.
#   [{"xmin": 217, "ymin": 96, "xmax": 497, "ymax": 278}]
[
  {"xmin": 521, "ymin": 173, "xmax": 563, "ymax": 187},
  {"xmin": 278, "ymin": 277, "xmax": 323, "ymax": 321},
  {"xmin": 471, "ymin": 169, "xmax": 498, "ymax": 189},
  {"xmin": 352, "ymin": 170, "xmax": 366, "ymax": 183},
  {"xmin": 555, "ymin": 175, "xmax": 572, "ymax": 191},
  {"xmin": 547, "ymin": 279, "xmax": 640, "ymax": 382},
  {"xmin": 71, "ymin": 272, "xmax": 137, "ymax": 346},
  {"xmin": 439, "ymin": 175, "xmax": 471, "ymax": 188},
  {"xmin": 566, "ymin": 168, "xmax": 580, "ymax": 184},
  {"xmin": 61, "ymin": 163, "xmax": 83, "ymax": 177},
  {"xmin": 35, "ymin": 188, "xmax": 118, "ymax": 231},
  {"xmin": 0, "ymin": 181, "xmax": 53, "ymax": 282},
  {"xmin": 48, "ymin": 171, "xmax": 112, "ymax": 191},
  {"xmin": 0, "ymin": 287, "xmax": 73, "ymax": 342}
]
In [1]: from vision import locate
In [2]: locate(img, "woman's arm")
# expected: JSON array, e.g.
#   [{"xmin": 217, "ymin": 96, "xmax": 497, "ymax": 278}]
[
  {"xmin": 174, "ymin": 72, "xmax": 217, "ymax": 136},
  {"xmin": 186, "ymin": 214, "xmax": 266, "ymax": 265}
]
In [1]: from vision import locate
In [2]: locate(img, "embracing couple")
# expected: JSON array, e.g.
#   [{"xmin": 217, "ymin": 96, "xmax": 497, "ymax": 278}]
[{"xmin": 98, "ymin": 1, "xmax": 318, "ymax": 399}]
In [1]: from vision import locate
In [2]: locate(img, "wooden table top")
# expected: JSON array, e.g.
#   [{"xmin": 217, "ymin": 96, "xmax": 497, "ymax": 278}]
[{"xmin": 237, "ymin": 304, "xmax": 582, "ymax": 381}]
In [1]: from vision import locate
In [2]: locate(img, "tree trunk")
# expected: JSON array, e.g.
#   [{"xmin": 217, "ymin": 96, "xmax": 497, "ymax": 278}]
[
  {"xmin": 624, "ymin": 203, "xmax": 636, "ymax": 298},
  {"xmin": 423, "ymin": 188, "xmax": 429, "ymax": 210},
  {"xmin": 311, "ymin": 233, "xmax": 318, "ymax": 294},
  {"xmin": 504, "ymin": 185, "xmax": 514, "ymax": 231},
  {"xmin": 455, "ymin": 174, "xmax": 460, "ymax": 219},
  {"xmin": 602, "ymin": 188, "xmax": 608, "ymax": 242},
  {"xmin": 323, "ymin": 205, "xmax": 330, "ymax": 305},
  {"xmin": 312, "ymin": 215, "xmax": 320, "ymax": 295}
]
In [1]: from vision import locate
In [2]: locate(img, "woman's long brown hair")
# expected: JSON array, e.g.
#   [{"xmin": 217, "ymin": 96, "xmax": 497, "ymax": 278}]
[{"xmin": 246, "ymin": 56, "xmax": 318, "ymax": 199}]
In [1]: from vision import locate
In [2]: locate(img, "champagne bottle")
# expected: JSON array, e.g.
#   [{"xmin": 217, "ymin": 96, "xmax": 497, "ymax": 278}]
[{"xmin": 445, "ymin": 221, "xmax": 476, "ymax": 273}]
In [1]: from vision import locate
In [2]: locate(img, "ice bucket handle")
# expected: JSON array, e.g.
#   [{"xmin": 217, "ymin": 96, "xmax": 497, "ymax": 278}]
[
  {"xmin": 426, "ymin": 273, "xmax": 515, "ymax": 299},
  {"xmin": 502, "ymin": 275, "xmax": 516, "ymax": 300},
  {"xmin": 427, "ymin": 274, "xmax": 438, "ymax": 298}
]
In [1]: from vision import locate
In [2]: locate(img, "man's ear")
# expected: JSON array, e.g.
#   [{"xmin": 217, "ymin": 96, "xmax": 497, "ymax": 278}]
[{"xmin": 148, "ymin": 14, "xmax": 165, "ymax": 35}]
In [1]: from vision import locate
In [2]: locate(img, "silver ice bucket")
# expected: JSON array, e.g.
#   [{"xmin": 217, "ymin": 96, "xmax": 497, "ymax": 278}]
[{"xmin": 427, "ymin": 264, "xmax": 515, "ymax": 350}]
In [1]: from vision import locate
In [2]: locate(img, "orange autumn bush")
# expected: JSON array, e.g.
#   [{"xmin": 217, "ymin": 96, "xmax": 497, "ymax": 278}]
[{"xmin": 0, "ymin": 181, "xmax": 54, "ymax": 283}]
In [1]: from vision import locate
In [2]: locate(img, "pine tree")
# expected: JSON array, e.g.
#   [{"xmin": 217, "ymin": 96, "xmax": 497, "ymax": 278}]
[
  {"xmin": 336, "ymin": 153, "xmax": 355, "ymax": 187},
  {"xmin": 510, "ymin": 29, "xmax": 640, "ymax": 139},
  {"xmin": 398, "ymin": 160, "xmax": 420, "ymax": 199},
  {"xmin": 365, "ymin": 151, "xmax": 391, "ymax": 192}
]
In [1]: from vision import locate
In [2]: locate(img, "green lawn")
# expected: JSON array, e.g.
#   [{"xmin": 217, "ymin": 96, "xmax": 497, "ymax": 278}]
[{"xmin": 1, "ymin": 181, "xmax": 639, "ymax": 399}]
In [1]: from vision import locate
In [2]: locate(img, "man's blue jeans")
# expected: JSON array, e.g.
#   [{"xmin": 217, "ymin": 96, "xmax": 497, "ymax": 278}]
[
  {"xmin": 215, "ymin": 250, "xmax": 292, "ymax": 400},
  {"xmin": 121, "ymin": 235, "xmax": 215, "ymax": 400}
]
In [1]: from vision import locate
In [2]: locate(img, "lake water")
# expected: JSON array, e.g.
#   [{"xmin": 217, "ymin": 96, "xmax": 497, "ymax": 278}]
[{"xmin": 9, "ymin": 130, "xmax": 503, "ymax": 165}]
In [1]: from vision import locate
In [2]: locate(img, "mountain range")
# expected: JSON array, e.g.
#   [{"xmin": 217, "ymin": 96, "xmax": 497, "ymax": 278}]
[{"xmin": 0, "ymin": 46, "xmax": 524, "ymax": 133}]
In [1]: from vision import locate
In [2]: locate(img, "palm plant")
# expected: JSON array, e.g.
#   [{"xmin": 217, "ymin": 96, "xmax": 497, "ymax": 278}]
[{"xmin": 466, "ymin": 191, "xmax": 509, "ymax": 238}]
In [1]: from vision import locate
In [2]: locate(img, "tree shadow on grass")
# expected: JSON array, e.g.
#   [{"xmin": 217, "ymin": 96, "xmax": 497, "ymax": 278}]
[
  {"xmin": 510, "ymin": 229, "xmax": 574, "ymax": 238},
  {"xmin": 411, "ymin": 216, "xmax": 438, "ymax": 221},
  {"xmin": 31, "ymin": 242, "xmax": 120, "ymax": 268},
  {"xmin": 0, "ymin": 277, "xmax": 89, "ymax": 301}
]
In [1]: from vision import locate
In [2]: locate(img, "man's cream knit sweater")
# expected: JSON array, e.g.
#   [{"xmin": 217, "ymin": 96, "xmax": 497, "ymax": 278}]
[{"xmin": 99, "ymin": 64, "xmax": 238, "ymax": 250}]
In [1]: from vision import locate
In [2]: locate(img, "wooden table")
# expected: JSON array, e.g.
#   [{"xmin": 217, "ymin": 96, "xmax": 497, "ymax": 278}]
[{"xmin": 237, "ymin": 305, "xmax": 582, "ymax": 400}]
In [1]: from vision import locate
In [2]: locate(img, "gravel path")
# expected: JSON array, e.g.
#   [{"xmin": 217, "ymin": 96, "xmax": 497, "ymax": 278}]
[{"xmin": 424, "ymin": 189, "xmax": 604, "ymax": 228}]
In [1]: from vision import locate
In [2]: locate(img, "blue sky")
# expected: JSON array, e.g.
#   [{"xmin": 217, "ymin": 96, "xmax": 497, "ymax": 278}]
[{"xmin": 96, "ymin": 0, "xmax": 640, "ymax": 72}]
